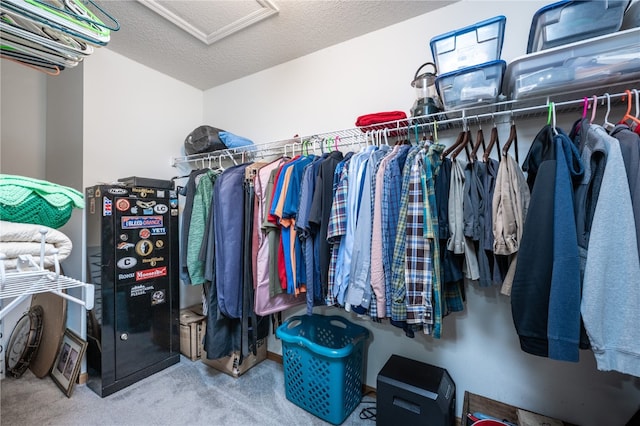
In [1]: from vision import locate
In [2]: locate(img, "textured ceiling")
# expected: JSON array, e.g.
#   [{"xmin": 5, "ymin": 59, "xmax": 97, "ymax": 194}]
[{"xmin": 94, "ymin": 1, "xmax": 456, "ymax": 90}]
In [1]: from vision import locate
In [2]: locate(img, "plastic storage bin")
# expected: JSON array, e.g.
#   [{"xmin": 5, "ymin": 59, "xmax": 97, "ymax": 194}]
[
  {"xmin": 276, "ymin": 314, "xmax": 370, "ymax": 425},
  {"xmin": 527, "ymin": 0, "xmax": 628, "ymax": 53},
  {"xmin": 436, "ymin": 60, "xmax": 506, "ymax": 111},
  {"xmin": 504, "ymin": 27, "xmax": 640, "ymax": 100},
  {"xmin": 430, "ymin": 16, "xmax": 506, "ymax": 75}
]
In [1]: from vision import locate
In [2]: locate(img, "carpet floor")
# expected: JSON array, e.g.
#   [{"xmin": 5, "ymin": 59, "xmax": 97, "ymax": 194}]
[{"xmin": 0, "ymin": 356, "xmax": 377, "ymax": 426}]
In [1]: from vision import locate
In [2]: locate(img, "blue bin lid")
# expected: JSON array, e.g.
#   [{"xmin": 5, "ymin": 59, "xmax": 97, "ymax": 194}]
[
  {"xmin": 429, "ymin": 15, "xmax": 507, "ymax": 58},
  {"xmin": 527, "ymin": 0, "xmax": 630, "ymax": 53}
]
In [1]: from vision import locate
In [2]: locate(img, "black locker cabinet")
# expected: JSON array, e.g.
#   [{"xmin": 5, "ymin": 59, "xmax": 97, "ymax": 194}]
[{"xmin": 85, "ymin": 184, "xmax": 180, "ymax": 397}]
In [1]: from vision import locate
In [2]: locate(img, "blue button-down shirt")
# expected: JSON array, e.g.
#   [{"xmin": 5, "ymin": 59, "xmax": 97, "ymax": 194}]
[{"xmin": 335, "ymin": 146, "xmax": 376, "ymax": 306}]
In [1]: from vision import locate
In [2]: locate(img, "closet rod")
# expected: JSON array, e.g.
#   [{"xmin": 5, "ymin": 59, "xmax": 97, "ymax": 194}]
[{"xmin": 172, "ymin": 90, "xmax": 636, "ymax": 168}]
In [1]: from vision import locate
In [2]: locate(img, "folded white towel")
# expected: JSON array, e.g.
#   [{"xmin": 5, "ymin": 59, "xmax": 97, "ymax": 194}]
[{"xmin": 0, "ymin": 220, "xmax": 72, "ymax": 270}]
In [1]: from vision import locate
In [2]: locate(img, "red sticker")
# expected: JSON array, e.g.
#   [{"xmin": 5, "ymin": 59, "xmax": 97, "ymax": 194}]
[
  {"xmin": 136, "ymin": 266, "xmax": 167, "ymax": 281},
  {"xmin": 139, "ymin": 228, "xmax": 151, "ymax": 239}
]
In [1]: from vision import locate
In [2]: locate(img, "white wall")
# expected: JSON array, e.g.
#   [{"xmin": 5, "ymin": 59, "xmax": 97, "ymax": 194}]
[
  {"xmin": 1, "ymin": 60, "xmax": 47, "ymax": 177},
  {"xmin": 82, "ymin": 48, "xmax": 204, "ymax": 307},
  {"xmin": 0, "ymin": 60, "xmax": 47, "ymax": 379},
  {"xmin": 203, "ymin": 1, "xmax": 640, "ymax": 424}
]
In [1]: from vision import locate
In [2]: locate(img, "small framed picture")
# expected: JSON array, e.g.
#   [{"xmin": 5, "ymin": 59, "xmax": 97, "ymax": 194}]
[{"xmin": 51, "ymin": 329, "xmax": 87, "ymax": 397}]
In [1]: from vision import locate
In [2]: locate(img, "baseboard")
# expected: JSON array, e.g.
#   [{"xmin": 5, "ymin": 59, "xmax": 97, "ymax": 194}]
[{"xmin": 266, "ymin": 351, "xmax": 282, "ymax": 363}]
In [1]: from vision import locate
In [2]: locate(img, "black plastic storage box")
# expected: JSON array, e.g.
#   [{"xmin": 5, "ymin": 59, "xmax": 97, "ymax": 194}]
[{"xmin": 376, "ymin": 355, "xmax": 455, "ymax": 426}]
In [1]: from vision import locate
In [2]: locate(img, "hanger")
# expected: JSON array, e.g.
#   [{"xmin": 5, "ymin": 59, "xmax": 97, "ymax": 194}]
[
  {"xmin": 502, "ymin": 119, "xmax": 519, "ymax": 163},
  {"xmin": 602, "ymin": 93, "xmax": 615, "ymax": 131},
  {"xmin": 441, "ymin": 128, "xmax": 465, "ymax": 160},
  {"xmin": 589, "ymin": 94, "xmax": 598, "ymax": 124},
  {"xmin": 470, "ymin": 120, "xmax": 486, "ymax": 163},
  {"xmin": 215, "ymin": 154, "xmax": 225, "ymax": 172},
  {"xmin": 0, "ymin": 54, "xmax": 61, "ymax": 76},
  {"xmin": 483, "ymin": 123, "xmax": 500, "ymax": 163},
  {"xmin": 451, "ymin": 127, "xmax": 471, "ymax": 161},
  {"xmin": 433, "ymin": 120, "xmax": 439, "ymax": 144},
  {"xmin": 621, "ymin": 89, "xmax": 640, "ymax": 127},
  {"xmin": 582, "ymin": 97, "xmax": 589, "ymax": 119}
]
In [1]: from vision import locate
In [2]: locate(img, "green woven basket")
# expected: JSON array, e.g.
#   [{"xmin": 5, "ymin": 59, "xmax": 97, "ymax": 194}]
[{"xmin": 0, "ymin": 174, "xmax": 84, "ymax": 229}]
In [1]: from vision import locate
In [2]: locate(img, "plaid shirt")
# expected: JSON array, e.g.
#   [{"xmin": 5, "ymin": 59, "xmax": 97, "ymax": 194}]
[
  {"xmin": 390, "ymin": 147, "xmax": 420, "ymax": 323},
  {"xmin": 424, "ymin": 144, "xmax": 446, "ymax": 337},
  {"xmin": 383, "ymin": 145, "xmax": 412, "ymax": 318},
  {"xmin": 405, "ymin": 152, "xmax": 433, "ymax": 327},
  {"xmin": 326, "ymin": 156, "xmax": 351, "ymax": 306}
]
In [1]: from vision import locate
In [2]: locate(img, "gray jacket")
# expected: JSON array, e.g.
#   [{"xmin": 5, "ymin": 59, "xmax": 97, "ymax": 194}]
[{"xmin": 581, "ymin": 126, "xmax": 640, "ymax": 377}]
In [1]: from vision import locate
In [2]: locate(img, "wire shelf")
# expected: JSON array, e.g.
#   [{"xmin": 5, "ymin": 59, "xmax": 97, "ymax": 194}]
[{"xmin": 171, "ymin": 89, "xmax": 638, "ymax": 169}]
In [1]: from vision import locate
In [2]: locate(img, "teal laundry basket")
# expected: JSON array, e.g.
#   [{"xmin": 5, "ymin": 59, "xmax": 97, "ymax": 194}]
[{"xmin": 276, "ymin": 314, "xmax": 370, "ymax": 425}]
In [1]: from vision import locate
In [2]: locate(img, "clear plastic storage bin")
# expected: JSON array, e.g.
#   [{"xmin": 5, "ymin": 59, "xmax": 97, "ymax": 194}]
[
  {"xmin": 435, "ymin": 60, "xmax": 506, "ymax": 111},
  {"xmin": 276, "ymin": 314, "xmax": 370, "ymax": 425},
  {"xmin": 430, "ymin": 15, "xmax": 506, "ymax": 75},
  {"xmin": 527, "ymin": 0, "xmax": 629, "ymax": 53},
  {"xmin": 504, "ymin": 27, "xmax": 640, "ymax": 100}
]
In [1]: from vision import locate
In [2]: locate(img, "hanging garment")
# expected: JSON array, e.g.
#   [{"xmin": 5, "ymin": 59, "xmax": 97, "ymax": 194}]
[
  {"xmin": 573, "ymin": 119, "xmax": 607, "ymax": 274},
  {"xmin": 241, "ymin": 177, "xmax": 256, "ymax": 357},
  {"xmin": 347, "ymin": 145, "xmax": 390, "ymax": 312},
  {"xmin": 179, "ymin": 168, "xmax": 209, "ymax": 285},
  {"xmin": 610, "ymin": 124, "xmax": 640, "ymax": 258},
  {"xmin": 295, "ymin": 155, "xmax": 325, "ymax": 314},
  {"xmin": 570, "ymin": 118, "xmax": 604, "ymax": 350},
  {"xmin": 436, "ymin": 157, "xmax": 465, "ymax": 315},
  {"xmin": 186, "ymin": 169, "xmax": 218, "ymax": 286},
  {"xmin": 481, "ymin": 158, "xmax": 504, "ymax": 285},
  {"xmin": 469, "ymin": 160, "xmax": 494, "ymax": 287},
  {"xmin": 371, "ymin": 146, "xmax": 399, "ymax": 317},
  {"xmin": 338, "ymin": 146, "xmax": 376, "ymax": 311},
  {"xmin": 214, "ymin": 163, "xmax": 251, "ymax": 319},
  {"xmin": 309, "ymin": 151, "xmax": 344, "ymax": 298},
  {"xmin": 510, "ymin": 123, "xmax": 584, "ymax": 359},
  {"xmin": 204, "ymin": 279, "xmax": 242, "ymax": 360},
  {"xmin": 462, "ymin": 159, "xmax": 483, "ymax": 283},
  {"xmin": 493, "ymin": 152, "xmax": 530, "ymax": 296},
  {"xmin": 280, "ymin": 155, "xmax": 314, "ymax": 294},
  {"xmin": 424, "ymin": 143, "xmax": 447, "ymax": 337},
  {"xmin": 390, "ymin": 146, "xmax": 421, "ymax": 332},
  {"xmin": 381, "ymin": 144, "xmax": 411, "ymax": 318},
  {"xmin": 581, "ymin": 126, "xmax": 640, "ymax": 377},
  {"xmin": 254, "ymin": 159, "xmax": 304, "ymax": 316},
  {"xmin": 268, "ymin": 156, "xmax": 299, "ymax": 289},
  {"xmin": 326, "ymin": 152, "xmax": 353, "ymax": 306},
  {"xmin": 449, "ymin": 158, "xmax": 479, "ymax": 280},
  {"xmin": 511, "ymin": 125, "xmax": 556, "ymax": 357},
  {"xmin": 266, "ymin": 159, "xmax": 293, "ymax": 292},
  {"xmin": 273, "ymin": 161, "xmax": 298, "ymax": 293},
  {"xmin": 404, "ymin": 151, "xmax": 432, "ymax": 330},
  {"xmin": 353, "ymin": 145, "xmax": 391, "ymax": 318},
  {"xmin": 547, "ymin": 130, "xmax": 584, "ymax": 362}
]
